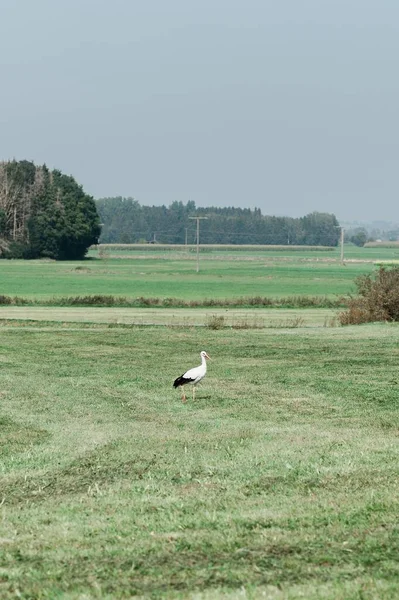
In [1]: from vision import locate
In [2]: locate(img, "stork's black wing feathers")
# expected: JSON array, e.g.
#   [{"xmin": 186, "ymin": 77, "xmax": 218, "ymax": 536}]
[{"xmin": 173, "ymin": 375, "xmax": 195, "ymax": 388}]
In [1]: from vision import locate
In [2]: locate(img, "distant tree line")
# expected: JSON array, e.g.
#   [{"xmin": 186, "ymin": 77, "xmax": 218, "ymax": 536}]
[
  {"xmin": 96, "ymin": 198, "xmax": 340, "ymax": 246},
  {"xmin": 345, "ymin": 226, "xmax": 399, "ymax": 246},
  {"xmin": 345, "ymin": 228, "xmax": 369, "ymax": 247},
  {"xmin": 0, "ymin": 160, "xmax": 101, "ymax": 259}
]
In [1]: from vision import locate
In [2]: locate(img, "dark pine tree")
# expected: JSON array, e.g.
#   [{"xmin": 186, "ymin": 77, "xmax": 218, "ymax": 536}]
[{"xmin": 0, "ymin": 160, "xmax": 101, "ymax": 259}]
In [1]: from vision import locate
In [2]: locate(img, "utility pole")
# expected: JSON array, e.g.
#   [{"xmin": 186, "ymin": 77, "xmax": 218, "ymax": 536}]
[
  {"xmin": 336, "ymin": 226, "xmax": 345, "ymax": 264},
  {"xmin": 340, "ymin": 227, "xmax": 345, "ymax": 264},
  {"xmin": 189, "ymin": 216, "xmax": 208, "ymax": 272},
  {"xmin": 185, "ymin": 228, "xmax": 188, "ymax": 246}
]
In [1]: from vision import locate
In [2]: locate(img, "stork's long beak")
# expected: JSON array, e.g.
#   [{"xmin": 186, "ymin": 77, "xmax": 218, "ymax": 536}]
[{"xmin": 205, "ymin": 353, "xmax": 211, "ymax": 360}]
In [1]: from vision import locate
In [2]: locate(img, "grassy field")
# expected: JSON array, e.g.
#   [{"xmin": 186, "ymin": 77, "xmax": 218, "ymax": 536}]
[
  {"xmin": 0, "ymin": 247, "xmax": 398, "ymax": 597},
  {"xmin": 0, "ymin": 307, "xmax": 337, "ymax": 328},
  {"xmin": 1, "ymin": 245, "xmax": 398, "ymax": 303},
  {"xmin": 0, "ymin": 323, "xmax": 398, "ymax": 599},
  {"xmin": 90, "ymin": 244, "xmax": 399, "ymax": 262}
]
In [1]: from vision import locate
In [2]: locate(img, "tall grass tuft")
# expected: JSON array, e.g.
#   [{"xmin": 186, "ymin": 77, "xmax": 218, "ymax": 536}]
[
  {"xmin": 232, "ymin": 315, "xmax": 265, "ymax": 329},
  {"xmin": 205, "ymin": 314, "xmax": 226, "ymax": 329}
]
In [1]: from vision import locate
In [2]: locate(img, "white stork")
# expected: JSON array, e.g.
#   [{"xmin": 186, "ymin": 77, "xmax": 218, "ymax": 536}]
[{"xmin": 173, "ymin": 351, "xmax": 211, "ymax": 403}]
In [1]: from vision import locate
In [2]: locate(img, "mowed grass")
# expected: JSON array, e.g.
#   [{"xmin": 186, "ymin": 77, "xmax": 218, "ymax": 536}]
[
  {"xmin": 0, "ymin": 249, "xmax": 387, "ymax": 301},
  {"xmin": 0, "ymin": 306, "xmax": 337, "ymax": 327},
  {"xmin": 0, "ymin": 324, "xmax": 398, "ymax": 599}
]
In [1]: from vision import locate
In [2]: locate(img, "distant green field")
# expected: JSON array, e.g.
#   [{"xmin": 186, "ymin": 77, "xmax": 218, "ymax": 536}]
[
  {"xmin": 91, "ymin": 243, "xmax": 399, "ymax": 262},
  {"xmin": 1, "ymin": 244, "xmax": 397, "ymax": 302},
  {"xmin": 0, "ymin": 323, "xmax": 397, "ymax": 598}
]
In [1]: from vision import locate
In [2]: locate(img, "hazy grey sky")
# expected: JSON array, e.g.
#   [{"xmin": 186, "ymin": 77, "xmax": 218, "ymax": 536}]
[{"xmin": 1, "ymin": 0, "xmax": 399, "ymax": 222}]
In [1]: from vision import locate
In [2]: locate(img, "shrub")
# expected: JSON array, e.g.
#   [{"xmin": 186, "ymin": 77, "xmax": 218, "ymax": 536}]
[
  {"xmin": 55, "ymin": 295, "xmax": 124, "ymax": 306},
  {"xmin": 2, "ymin": 241, "xmax": 30, "ymax": 259},
  {"xmin": 206, "ymin": 314, "xmax": 225, "ymax": 330},
  {"xmin": 339, "ymin": 266, "xmax": 399, "ymax": 325},
  {"xmin": 0, "ymin": 296, "xmax": 29, "ymax": 305}
]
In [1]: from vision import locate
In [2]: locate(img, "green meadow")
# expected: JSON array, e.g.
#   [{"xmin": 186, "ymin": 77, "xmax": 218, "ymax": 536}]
[
  {"xmin": 0, "ymin": 325, "xmax": 398, "ymax": 599},
  {"xmin": 0, "ymin": 246, "xmax": 398, "ymax": 599},
  {"xmin": 2, "ymin": 244, "xmax": 398, "ymax": 302}
]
